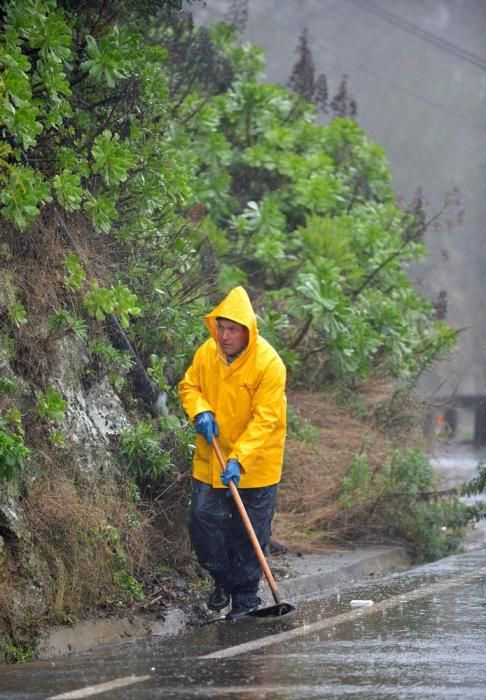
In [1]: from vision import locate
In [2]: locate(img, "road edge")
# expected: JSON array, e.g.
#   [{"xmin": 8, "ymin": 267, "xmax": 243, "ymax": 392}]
[{"xmin": 35, "ymin": 545, "xmax": 411, "ymax": 660}]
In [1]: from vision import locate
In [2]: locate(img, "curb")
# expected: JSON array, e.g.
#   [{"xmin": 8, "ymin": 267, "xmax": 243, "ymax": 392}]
[
  {"xmin": 36, "ymin": 607, "xmax": 189, "ymax": 660},
  {"xmin": 269, "ymin": 545, "xmax": 412, "ymax": 603}
]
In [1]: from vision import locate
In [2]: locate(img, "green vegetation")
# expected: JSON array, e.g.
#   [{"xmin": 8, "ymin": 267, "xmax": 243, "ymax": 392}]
[
  {"xmin": 63, "ymin": 254, "xmax": 86, "ymax": 292},
  {"xmin": 119, "ymin": 421, "xmax": 172, "ymax": 481},
  {"xmin": 94, "ymin": 524, "xmax": 145, "ymax": 604},
  {"xmin": 48, "ymin": 310, "xmax": 88, "ymax": 341},
  {"xmin": 8, "ymin": 302, "xmax": 27, "ymax": 329},
  {"xmin": 286, "ymin": 405, "xmax": 319, "ymax": 444},
  {"xmin": 83, "ymin": 283, "xmax": 142, "ymax": 329},
  {"xmin": 3, "ymin": 644, "xmax": 35, "ymax": 665},
  {"xmin": 88, "ymin": 339, "xmax": 135, "ymax": 391},
  {"xmin": 36, "ymin": 387, "xmax": 66, "ymax": 423},
  {"xmin": 462, "ymin": 461, "xmax": 486, "ymax": 522},
  {"xmin": 0, "ymin": 0, "xmax": 458, "ymax": 392},
  {"xmin": 339, "ymin": 448, "xmax": 472, "ymax": 560},
  {"xmin": 0, "ymin": 0, "xmax": 480, "ymax": 661},
  {"xmin": 0, "ymin": 377, "xmax": 16, "ymax": 395},
  {"xmin": 0, "ymin": 416, "xmax": 31, "ymax": 481}
]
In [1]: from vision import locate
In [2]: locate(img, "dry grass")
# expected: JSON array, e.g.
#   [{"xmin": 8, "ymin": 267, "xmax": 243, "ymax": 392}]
[
  {"xmin": 149, "ymin": 469, "xmax": 194, "ymax": 571},
  {"xmin": 2, "ymin": 208, "xmax": 117, "ymax": 387},
  {"xmin": 6, "ymin": 209, "xmax": 112, "ymax": 315},
  {"xmin": 0, "ymin": 466, "xmax": 163, "ymax": 656},
  {"xmin": 22, "ymin": 465, "xmax": 157, "ymax": 622},
  {"xmin": 273, "ymin": 387, "xmax": 424, "ymax": 552},
  {"xmin": 0, "ymin": 457, "xmax": 200, "ymax": 659},
  {"xmin": 17, "ymin": 457, "xmax": 198, "ymax": 619}
]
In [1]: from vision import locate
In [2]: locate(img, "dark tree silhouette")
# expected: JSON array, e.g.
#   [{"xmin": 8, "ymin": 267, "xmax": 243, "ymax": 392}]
[
  {"xmin": 224, "ymin": 0, "xmax": 249, "ymax": 34},
  {"xmin": 433, "ymin": 291, "xmax": 448, "ymax": 320},
  {"xmin": 287, "ymin": 28, "xmax": 316, "ymax": 103},
  {"xmin": 288, "ymin": 29, "xmax": 360, "ymax": 118},
  {"xmin": 330, "ymin": 74, "xmax": 358, "ymax": 118}
]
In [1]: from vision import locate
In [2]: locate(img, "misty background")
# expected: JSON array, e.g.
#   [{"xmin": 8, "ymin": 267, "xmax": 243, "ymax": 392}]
[{"xmin": 191, "ymin": 0, "xmax": 486, "ymax": 401}]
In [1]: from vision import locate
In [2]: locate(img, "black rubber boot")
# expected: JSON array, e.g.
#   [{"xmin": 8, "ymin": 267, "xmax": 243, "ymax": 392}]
[
  {"xmin": 225, "ymin": 594, "xmax": 261, "ymax": 620},
  {"xmin": 208, "ymin": 585, "xmax": 230, "ymax": 611},
  {"xmin": 269, "ymin": 538, "xmax": 287, "ymax": 555}
]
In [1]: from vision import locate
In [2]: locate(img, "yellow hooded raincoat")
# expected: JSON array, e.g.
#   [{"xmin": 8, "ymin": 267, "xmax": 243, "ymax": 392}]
[{"xmin": 179, "ymin": 287, "xmax": 287, "ymax": 488}]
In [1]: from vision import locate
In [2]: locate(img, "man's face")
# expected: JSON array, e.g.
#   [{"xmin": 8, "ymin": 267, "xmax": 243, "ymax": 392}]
[{"xmin": 216, "ymin": 318, "xmax": 249, "ymax": 357}]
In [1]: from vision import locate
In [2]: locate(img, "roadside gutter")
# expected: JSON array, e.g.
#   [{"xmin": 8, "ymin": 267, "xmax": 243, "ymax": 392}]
[{"xmin": 36, "ymin": 544, "xmax": 411, "ymax": 660}]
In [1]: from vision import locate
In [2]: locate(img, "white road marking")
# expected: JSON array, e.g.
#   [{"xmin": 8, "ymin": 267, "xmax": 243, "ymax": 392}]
[
  {"xmin": 200, "ymin": 566, "xmax": 486, "ymax": 659},
  {"xmin": 48, "ymin": 674, "xmax": 151, "ymax": 699}
]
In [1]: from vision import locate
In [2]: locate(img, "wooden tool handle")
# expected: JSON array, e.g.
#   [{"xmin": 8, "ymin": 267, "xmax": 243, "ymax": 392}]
[{"xmin": 212, "ymin": 435, "xmax": 282, "ymax": 605}]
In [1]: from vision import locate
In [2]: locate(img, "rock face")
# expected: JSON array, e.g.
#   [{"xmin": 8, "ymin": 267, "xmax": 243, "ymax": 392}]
[
  {"xmin": 1, "ymin": 330, "xmax": 130, "ymax": 480},
  {"xmin": 55, "ymin": 337, "xmax": 130, "ymax": 474},
  {"xmin": 0, "ymin": 324, "xmax": 135, "ymax": 661}
]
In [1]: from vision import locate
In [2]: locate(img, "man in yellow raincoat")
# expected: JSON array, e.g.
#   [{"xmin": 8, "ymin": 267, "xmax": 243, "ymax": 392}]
[{"xmin": 179, "ymin": 286, "xmax": 287, "ymax": 619}]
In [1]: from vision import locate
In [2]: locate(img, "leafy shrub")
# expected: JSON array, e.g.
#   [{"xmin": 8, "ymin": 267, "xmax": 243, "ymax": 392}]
[
  {"xmin": 286, "ymin": 405, "xmax": 318, "ymax": 443},
  {"xmin": 3, "ymin": 644, "xmax": 35, "ymax": 665},
  {"xmin": 0, "ymin": 416, "xmax": 31, "ymax": 481},
  {"xmin": 36, "ymin": 387, "xmax": 66, "ymax": 423},
  {"xmin": 48, "ymin": 310, "xmax": 87, "ymax": 341},
  {"xmin": 461, "ymin": 460, "xmax": 486, "ymax": 523},
  {"xmin": 339, "ymin": 453, "xmax": 371, "ymax": 509},
  {"xmin": 383, "ymin": 448, "xmax": 436, "ymax": 495},
  {"xmin": 462, "ymin": 460, "xmax": 486, "ymax": 497},
  {"xmin": 119, "ymin": 422, "xmax": 172, "ymax": 481},
  {"xmin": 113, "ymin": 571, "xmax": 144, "ymax": 604},
  {"xmin": 394, "ymin": 497, "xmax": 470, "ymax": 561},
  {"xmin": 88, "ymin": 339, "xmax": 134, "ymax": 391},
  {"xmin": 183, "ymin": 23, "xmax": 459, "ymax": 386},
  {"xmin": 63, "ymin": 254, "xmax": 86, "ymax": 292},
  {"xmin": 147, "ymin": 354, "xmax": 169, "ymax": 393},
  {"xmin": 0, "ymin": 377, "xmax": 15, "ymax": 394},
  {"xmin": 8, "ymin": 302, "xmax": 27, "ymax": 329},
  {"xmin": 83, "ymin": 283, "xmax": 142, "ymax": 329},
  {"xmin": 339, "ymin": 447, "xmax": 471, "ymax": 561}
]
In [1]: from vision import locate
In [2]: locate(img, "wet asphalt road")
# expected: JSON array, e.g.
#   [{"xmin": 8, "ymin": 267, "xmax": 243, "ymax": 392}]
[{"xmin": 1, "ymin": 548, "xmax": 485, "ymax": 700}]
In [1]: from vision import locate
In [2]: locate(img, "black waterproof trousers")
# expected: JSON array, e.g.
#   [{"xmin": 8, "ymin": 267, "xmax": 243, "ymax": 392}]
[{"xmin": 189, "ymin": 478, "xmax": 278, "ymax": 607}]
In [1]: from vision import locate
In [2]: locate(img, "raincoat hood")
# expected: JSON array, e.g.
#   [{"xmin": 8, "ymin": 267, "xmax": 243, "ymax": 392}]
[{"xmin": 205, "ymin": 286, "xmax": 258, "ymax": 356}]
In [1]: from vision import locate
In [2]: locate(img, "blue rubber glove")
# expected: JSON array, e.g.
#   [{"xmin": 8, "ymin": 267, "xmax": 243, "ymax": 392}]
[
  {"xmin": 221, "ymin": 458, "xmax": 241, "ymax": 488},
  {"xmin": 194, "ymin": 411, "xmax": 219, "ymax": 444}
]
